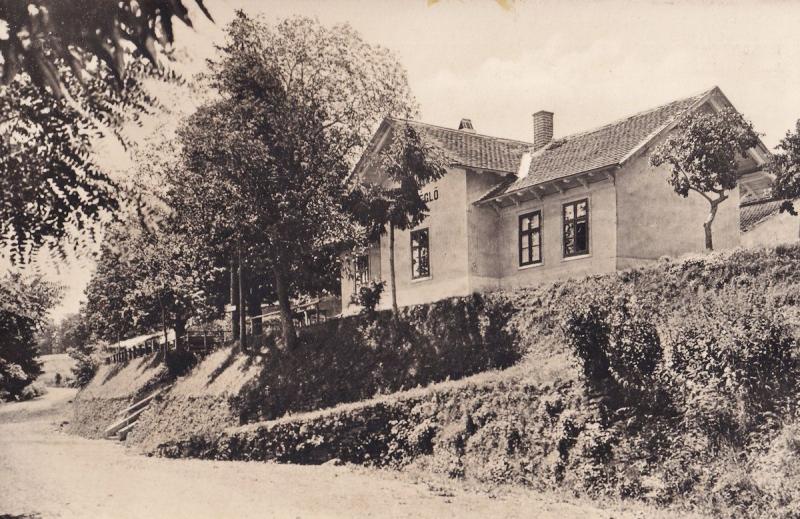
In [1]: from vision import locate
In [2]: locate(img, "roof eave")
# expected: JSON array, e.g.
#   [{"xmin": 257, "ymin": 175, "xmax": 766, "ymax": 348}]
[{"xmin": 476, "ymin": 164, "xmax": 620, "ymax": 207}]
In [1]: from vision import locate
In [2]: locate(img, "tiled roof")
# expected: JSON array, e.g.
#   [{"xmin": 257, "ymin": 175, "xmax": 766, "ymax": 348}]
[
  {"xmin": 500, "ymin": 88, "xmax": 714, "ymax": 195},
  {"xmin": 740, "ymin": 198, "xmax": 796, "ymax": 232},
  {"xmin": 388, "ymin": 118, "xmax": 531, "ymax": 173}
]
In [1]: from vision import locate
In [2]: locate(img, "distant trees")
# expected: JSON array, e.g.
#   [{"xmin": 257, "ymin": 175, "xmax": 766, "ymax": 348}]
[
  {"xmin": 768, "ymin": 120, "xmax": 800, "ymax": 217},
  {"xmin": 0, "ymin": 1, "xmax": 211, "ymax": 260},
  {"xmin": 650, "ymin": 107, "xmax": 759, "ymax": 251},
  {"xmin": 0, "ymin": 272, "xmax": 60, "ymax": 400},
  {"xmin": 171, "ymin": 13, "xmax": 416, "ymax": 349}
]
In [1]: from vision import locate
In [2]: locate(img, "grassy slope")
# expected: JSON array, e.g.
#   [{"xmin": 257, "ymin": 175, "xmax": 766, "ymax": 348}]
[
  {"xmin": 74, "ymin": 243, "xmax": 800, "ymax": 517},
  {"xmin": 155, "ymin": 244, "xmax": 800, "ymax": 518}
]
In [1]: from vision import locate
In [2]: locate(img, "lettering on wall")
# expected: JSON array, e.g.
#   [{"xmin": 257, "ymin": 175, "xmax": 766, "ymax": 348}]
[{"xmin": 420, "ymin": 186, "xmax": 439, "ymax": 204}]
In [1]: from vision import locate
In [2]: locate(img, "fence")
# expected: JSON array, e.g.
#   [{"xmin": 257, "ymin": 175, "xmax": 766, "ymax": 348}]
[{"xmin": 104, "ymin": 330, "xmax": 227, "ymax": 365}]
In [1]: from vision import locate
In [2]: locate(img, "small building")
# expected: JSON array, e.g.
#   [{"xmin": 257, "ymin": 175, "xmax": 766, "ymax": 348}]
[
  {"xmin": 342, "ymin": 86, "xmax": 770, "ymax": 313},
  {"xmin": 740, "ymin": 197, "xmax": 800, "ymax": 248}
]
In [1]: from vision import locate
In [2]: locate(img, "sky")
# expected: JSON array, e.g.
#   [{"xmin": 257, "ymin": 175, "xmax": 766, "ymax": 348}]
[{"xmin": 9, "ymin": 0, "xmax": 800, "ymax": 322}]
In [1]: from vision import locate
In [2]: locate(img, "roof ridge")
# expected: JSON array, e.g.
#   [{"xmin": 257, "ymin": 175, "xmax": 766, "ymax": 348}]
[
  {"xmin": 386, "ymin": 116, "xmax": 533, "ymax": 146},
  {"xmin": 552, "ymin": 87, "xmax": 715, "ymax": 143}
]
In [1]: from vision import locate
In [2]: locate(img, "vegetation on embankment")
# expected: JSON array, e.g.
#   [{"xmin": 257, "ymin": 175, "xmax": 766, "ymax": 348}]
[{"xmin": 154, "ymin": 243, "xmax": 800, "ymax": 518}]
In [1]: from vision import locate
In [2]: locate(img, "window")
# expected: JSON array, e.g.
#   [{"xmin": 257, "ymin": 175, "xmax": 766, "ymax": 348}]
[
  {"xmin": 410, "ymin": 228, "xmax": 430, "ymax": 279},
  {"xmin": 563, "ymin": 199, "xmax": 589, "ymax": 257},
  {"xmin": 518, "ymin": 210, "xmax": 542, "ymax": 266},
  {"xmin": 353, "ymin": 255, "xmax": 369, "ymax": 293}
]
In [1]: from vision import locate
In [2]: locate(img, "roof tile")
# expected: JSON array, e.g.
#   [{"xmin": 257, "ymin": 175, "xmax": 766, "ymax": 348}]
[
  {"xmin": 501, "ymin": 88, "xmax": 713, "ymax": 195},
  {"xmin": 388, "ymin": 118, "xmax": 530, "ymax": 173}
]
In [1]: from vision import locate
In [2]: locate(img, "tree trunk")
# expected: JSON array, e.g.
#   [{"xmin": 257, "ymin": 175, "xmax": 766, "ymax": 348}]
[
  {"xmin": 273, "ymin": 255, "xmax": 296, "ymax": 350},
  {"xmin": 704, "ymin": 198, "xmax": 724, "ymax": 251},
  {"xmin": 389, "ymin": 222, "xmax": 398, "ymax": 314},
  {"xmin": 238, "ymin": 244, "xmax": 247, "ymax": 351},
  {"xmin": 230, "ymin": 259, "xmax": 239, "ymax": 340},
  {"xmin": 158, "ymin": 294, "xmax": 169, "ymax": 355},
  {"xmin": 174, "ymin": 315, "xmax": 186, "ymax": 351}
]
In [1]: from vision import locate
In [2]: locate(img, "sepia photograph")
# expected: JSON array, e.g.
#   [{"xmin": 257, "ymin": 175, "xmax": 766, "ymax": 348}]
[{"xmin": 1, "ymin": 0, "xmax": 800, "ymax": 517}]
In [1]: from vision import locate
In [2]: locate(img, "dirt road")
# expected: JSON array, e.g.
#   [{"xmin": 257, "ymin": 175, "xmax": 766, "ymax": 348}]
[{"xmin": 0, "ymin": 388, "xmax": 685, "ymax": 519}]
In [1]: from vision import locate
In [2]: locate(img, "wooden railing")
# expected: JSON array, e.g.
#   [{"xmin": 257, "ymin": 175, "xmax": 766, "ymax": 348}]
[{"xmin": 104, "ymin": 329, "xmax": 227, "ymax": 365}]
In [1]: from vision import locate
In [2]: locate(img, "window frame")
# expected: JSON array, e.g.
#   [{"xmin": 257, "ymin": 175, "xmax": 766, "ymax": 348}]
[
  {"xmin": 518, "ymin": 209, "xmax": 543, "ymax": 267},
  {"xmin": 562, "ymin": 198, "xmax": 590, "ymax": 258},
  {"xmin": 410, "ymin": 227, "xmax": 431, "ymax": 280}
]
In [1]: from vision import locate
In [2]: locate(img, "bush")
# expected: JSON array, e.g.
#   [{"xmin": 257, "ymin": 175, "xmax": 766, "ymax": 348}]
[
  {"xmin": 664, "ymin": 291, "xmax": 799, "ymax": 448},
  {"xmin": 351, "ymin": 281, "xmax": 385, "ymax": 320},
  {"xmin": 69, "ymin": 348, "xmax": 98, "ymax": 388},
  {"xmin": 233, "ymin": 293, "xmax": 520, "ymax": 422},
  {"xmin": 19, "ymin": 381, "xmax": 47, "ymax": 401},
  {"xmin": 562, "ymin": 290, "xmax": 666, "ymax": 416},
  {"xmin": 0, "ymin": 310, "xmax": 43, "ymax": 401},
  {"xmin": 165, "ymin": 348, "xmax": 198, "ymax": 378}
]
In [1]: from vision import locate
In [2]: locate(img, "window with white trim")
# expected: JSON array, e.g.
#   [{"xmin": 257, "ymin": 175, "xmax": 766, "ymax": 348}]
[
  {"xmin": 519, "ymin": 210, "xmax": 542, "ymax": 266},
  {"xmin": 410, "ymin": 228, "xmax": 430, "ymax": 279},
  {"xmin": 563, "ymin": 199, "xmax": 589, "ymax": 257}
]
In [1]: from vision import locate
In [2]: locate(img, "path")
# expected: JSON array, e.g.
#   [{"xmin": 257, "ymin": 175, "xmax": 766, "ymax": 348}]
[{"xmin": 0, "ymin": 388, "xmax": 685, "ymax": 519}]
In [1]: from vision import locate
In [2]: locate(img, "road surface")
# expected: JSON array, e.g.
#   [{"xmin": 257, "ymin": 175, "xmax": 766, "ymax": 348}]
[{"xmin": 0, "ymin": 387, "xmax": 686, "ymax": 519}]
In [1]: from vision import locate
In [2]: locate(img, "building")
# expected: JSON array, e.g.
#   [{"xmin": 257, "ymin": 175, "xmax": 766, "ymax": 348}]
[
  {"xmin": 341, "ymin": 86, "xmax": 771, "ymax": 313},
  {"xmin": 740, "ymin": 197, "xmax": 800, "ymax": 248}
]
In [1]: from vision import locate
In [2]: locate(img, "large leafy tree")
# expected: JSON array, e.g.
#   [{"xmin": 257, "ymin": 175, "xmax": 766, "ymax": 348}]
[
  {"xmin": 650, "ymin": 107, "xmax": 759, "ymax": 251},
  {"xmin": 0, "ymin": 0, "xmax": 211, "ymax": 260},
  {"xmin": 768, "ymin": 119, "xmax": 800, "ymax": 216},
  {"xmin": 83, "ymin": 215, "xmax": 224, "ymax": 346},
  {"xmin": 0, "ymin": 271, "xmax": 60, "ymax": 400},
  {"xmin": 174, "ymin": 13, "xmax": 416, "ymax": 349}
]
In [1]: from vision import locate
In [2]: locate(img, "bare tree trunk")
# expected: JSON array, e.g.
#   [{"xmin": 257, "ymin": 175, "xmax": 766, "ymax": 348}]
[
  {"xmin": 389, "ymin": 222, "xmax": 398, "ymax": 314},
  {"xmin": 158, "ymin": 294, "xmax": 169, "ymax": 354},
  {"xmin": 273, "ymin": 254, "xmax": 296, "ymax": 350},
  {"xmin": 238, "ymin": 242, "xmax": 247, "ymax": 351},
  {"xmin": 230, "ymin": 259, "xmax": 239, "ymax": 341},
  {"xmin": 174, "ymin": 315, "xmax": 186, "ymax": 351},
  {"xmin": 704, "ymin": 197, "xmax": 725, "ymax": 251}
]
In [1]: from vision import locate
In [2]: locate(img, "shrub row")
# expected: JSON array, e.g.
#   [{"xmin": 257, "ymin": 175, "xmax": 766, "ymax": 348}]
[{"xmin": 231, "ymin": 293, "xmax": 521, "ymax": 422}]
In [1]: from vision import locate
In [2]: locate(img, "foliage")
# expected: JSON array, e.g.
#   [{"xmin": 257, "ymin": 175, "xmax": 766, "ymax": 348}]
[
  {"xmin": 562, "ymin": 290, "xmax": 666, "ymax": 416},
  {"xmin": 68, "ymin": 347, "xmax": 97, "ymax": 388},
  {"xmin": 0, "ymin": 271, "xmax": 60, "ymax": 400},
  {"xmin": 768, "ymin": 119, "xmax": 800, "ymax": 215},
  {"xmin": 19, "ymin": 381, "xmax": 47, "ymax": 401},
  {"xmin": 232, "ymin": 293, "xmax": 520, "ymax": 422},
  {"xmin": 664, "ymin": 291, "xmax": 798, "ymax": 448},
  {"xmin": 650, "ymin": 107, "xmax": 760, "ymax": 250},
  {"xmin": 165, "ymin": 348, "xmax": 198, "ymax": 378},
  {"xmin": 347, "ymin": 121, "xmax": 449, "ymax": 311},
  {"xmin": 0, "ymin": 1, "xmax": 211, "ymax": 261},
  {"xmin": 172, "ymin": 13, "xmax": 417, "ymax": 348},
  {"xmin": 82, "ymin": 215, "xmax": 225, "ymax": 344},
  {"xmin": 351, "ymin": 280, "xmax": 385, "ymax": 319}
]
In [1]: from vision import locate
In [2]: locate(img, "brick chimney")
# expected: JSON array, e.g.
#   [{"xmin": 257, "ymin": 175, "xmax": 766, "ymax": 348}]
[
  {"xmin": 458, "ymin": 118, "xmax": 476, "ymax": 133},
  {"xmin": 532, "ymin": 110, "xmax": 553, "ymax": 151}
]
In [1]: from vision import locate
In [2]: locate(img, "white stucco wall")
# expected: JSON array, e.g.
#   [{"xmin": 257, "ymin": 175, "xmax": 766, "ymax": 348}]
[
  {"xmin": 741, "ymin": 213, "xmax": 800, "ymax": 248},
  {"xmin": 615, "ymin": 146, "xmax": 741, "ymax": 270},
  {"xmin": 378, "ymin": 166, "xmax": 470, "ymax": 308},
  {"xmin": 492, "ymin": 178, "xmax": 619, "ymax": 290}
]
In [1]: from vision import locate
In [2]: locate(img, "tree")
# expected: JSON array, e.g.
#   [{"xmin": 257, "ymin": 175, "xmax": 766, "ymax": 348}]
[
  {"xmin": 56, "ymin": 312, "xmax": 92, "ymax": 353},
  {"xmin": 353, "ymin": 122, "xmax": 448, "ymax": 313},
  {"xmin": 174, "ymin": 13, "xmax": 416, "ymax": 349},
  {"xmin": 82, "ymin": 215, "xmax": 225, "ymax": 347},
  {"xmin": 650, "ymin": 107, "xmax": 759, "ymax": 251},
  {"xmin": 0, "ymin": 1, "xmax": 211, "ymax": 260},
  {"xmin": 0, "ymin": 272, "xmax": 60, "ymax": 400},
  {"xmin": 768, "ymin": 119, "xmax": 800, "ymax": 217}
]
